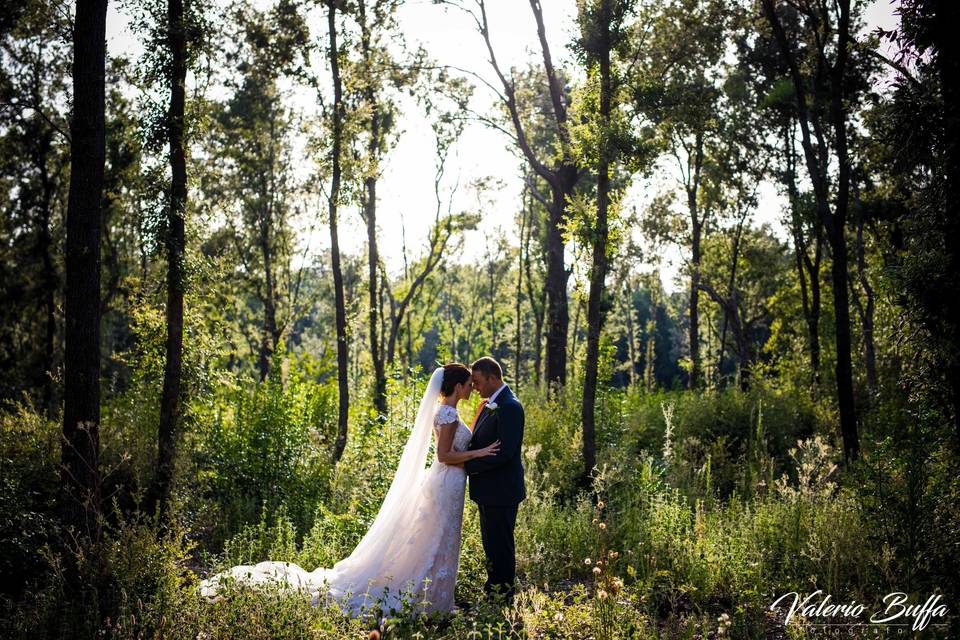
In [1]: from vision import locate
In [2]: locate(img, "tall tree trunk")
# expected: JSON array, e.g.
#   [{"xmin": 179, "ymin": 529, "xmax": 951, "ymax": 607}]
[
  {"xmin": 851, "ymin": 198, "xmax": 877, "ymax": 396},
  {"xmin": 257, "ymin": 233, "xmax": 278, "ymax": 380},
  {"xmin": 522, "ymin": 197, "xmax": 545, "ymax": 384},
  {"xmin": 717, "ymin": 211, "xmax": 746, "ymax": 382},
  {"xmin": 37, "ymin": 132, "xmax": 58, "ymax": 414},
  {"xmin": 544, "ymin": 178, "xmax": 572, "ymax": 387},
  {"xmin": 621, "ymin": 282, "xmax": 637, "ymax": 387},
  {"xmin": 257, "ymin": 114, "xmax": 280, "ymax": 381},
  {"xmin": 827, "ymin": 0, "xmax": 859, "ymax": 462},
  {"xmin": 783, "ymin": 120, "xmax": 823, "ymax": 385},
  {"xmin": 154, "ymin": 0, "xmax": 188, "ymax": 522},
  {"xmin": 785, "ymin": 136, "xmax": 821, "ymax": 386},
  {"xmin": 358, "ymin": 0, "xmax": 387, "ymax": 417},
  {"xmin": 686, "ymin": 132, "xmax": 704, "ymax": 390},
  {"xmin": 762, "ymin": 0, "xmax": 859, "ymax": 462},
  {"xmin": 514, "ymin": 196, "xmax": 527, "ymax": 391},
  {"xmin": 688, "ymin": 221, "xmax": 702, "ymax": 389},
  {"xmin": 473, "ymin": 0, "xmax": 574, "ymax": 388},
  {"xmin": 582, "ymin": 1, "xmax": 613, "ymax": 483},
  {"xmin": 62, "ymin": 0, "xmax": 108, "ymax": 538},
  {"xmin": 327, "ymin": 0, "xmax": 350, "ymax": 463}
]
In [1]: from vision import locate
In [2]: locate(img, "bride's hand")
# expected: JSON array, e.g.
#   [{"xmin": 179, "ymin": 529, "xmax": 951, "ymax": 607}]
[{"xmin": 474, "ymin": 439, "xmax": 501, "ymax": 458}]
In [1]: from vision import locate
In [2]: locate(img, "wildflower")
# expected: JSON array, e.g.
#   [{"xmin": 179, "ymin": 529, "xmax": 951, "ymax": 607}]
[
  {"xmin": 584, "ymin": 558, "xmax": 592, "ymax": 565},
  {"xmin": 592, "ymin": 566, "xmax": 601, "ymax": 575},
  {"xmin": 597, "ymin": 501, "xmax": 605, "ymax": 509},
  {"xmin": 597, "ymin": 589, "xmax": 608, "ymax": 599},
  {"xmin": 553, "ymin": 612, "xmax": 564, "ymax": 623},
  {"xmin": 611, "ymin": 577, "xmax": 623, "ymax": 594},
  {"xmin": 592, "ymin": 518, "xmax": 599, "ymax": 524},
  {"xmin": 599, "ymin": 522, "xmax": 606, "ymax": 530}
]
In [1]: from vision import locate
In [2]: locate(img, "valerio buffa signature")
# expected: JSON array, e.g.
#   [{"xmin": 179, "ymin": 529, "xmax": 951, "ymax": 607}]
[{"xmin": 771, "ymin": 590, "xmax": 949, "ymax": 631}]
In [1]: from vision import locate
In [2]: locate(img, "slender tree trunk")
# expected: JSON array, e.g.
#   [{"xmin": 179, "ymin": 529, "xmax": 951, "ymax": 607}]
[
  {"xmin": 154, "ymin": 0, "xmax": 188, "ymax": 522},
  {"xmin": 784, "ymin": 120, "xmax": 822, "ymax": 386},
  {"xmin": 622, "ymin": 284, "xmax": 637, "ymax": 387},
  {"xmin": 762, "ymin": 0, "xmax": 859, "ymax": 462},
  {"xmin": 571, "ymin": 291, "xmax": 582, "ymax": 363},
  {"xmin": 851, "ymin": 200, "xmax": 877, "ymax": 395},
  {"xmin": 327, "ymin": 0, "xmax": 350, "ymax": 463},
  {"xmin": 358, "ymin": 0, "xmax": 387, "ymax": 416},
  {"xmin": 257, "ymin": 231, "xmax": 278, "ymax": 380},
  {"xmin": 488, "ymin": 254, "xmax": 496, "ymax": 347},
  {"xmin": 717, "ymin": 212, "xmax": 746, "ymax": 382},
  {"xmin": 582, "ymin": 5, "xmax": 613, "ymax": 483},
  {"xmin": 37, "ymin": 133, "xmax": 58, "ymax": 414},
  {"xmin": 644, "ymin": 316, "xmax": 656, "ymax": 391},
  {"xmin": 514, "ymin": 196, "xmax": 527, "ymax": 391},
  {"xmin": 62, "ymin": 0, "xmax": 108, "ymax": 538},
  {"xmin": 583, "ymin": 259, "xmax": 603, "ymax": 477},
  {"xmin": 688, "ymin": 221, "xmax": 702, "ymax": 389},
  {"xmin": 544, "ymin": 181, "xmax": 572, "ymax": 387},
  {"xmin": 522, "ymin": 200, "xmax": 545, "ymax": 384},
  {"xmin": 828, "ymin": 0, "xmax": 859, "ymax": 462},
  {"xmin": 474, "ymin": 0, "xmax": 573, "ymax": 388},
  {"xmin": 686, "ymin": 133, "xmax": 704, "ymax": 390}
]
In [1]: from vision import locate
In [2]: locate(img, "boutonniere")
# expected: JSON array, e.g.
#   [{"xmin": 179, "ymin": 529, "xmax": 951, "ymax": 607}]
[{"xmin": 486, "ymin": 401, "xmax": 499, "ymax": 412}]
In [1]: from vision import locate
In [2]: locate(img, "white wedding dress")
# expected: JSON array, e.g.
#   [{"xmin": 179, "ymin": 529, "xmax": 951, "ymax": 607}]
[{"xmin": 199, "ymin": 368, "xmax": 469, "ymax": 616}]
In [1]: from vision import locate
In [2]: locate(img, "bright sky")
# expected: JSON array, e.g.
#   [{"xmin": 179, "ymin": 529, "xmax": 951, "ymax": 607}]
[{"xmin": 105, "ymin": 0, "xmax": 899, "ymax": 292}]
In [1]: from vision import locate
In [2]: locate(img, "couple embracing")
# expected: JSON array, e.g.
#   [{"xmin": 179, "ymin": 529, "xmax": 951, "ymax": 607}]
[{"xmin": 200, "ymin": 356, "xmax": 526, "ymax": 616}]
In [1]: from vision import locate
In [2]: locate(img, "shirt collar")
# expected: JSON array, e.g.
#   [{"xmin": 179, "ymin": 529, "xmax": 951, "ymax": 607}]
[{"xmin": 488, "ymin": 382, "xmax": 507, "ymax": 404}]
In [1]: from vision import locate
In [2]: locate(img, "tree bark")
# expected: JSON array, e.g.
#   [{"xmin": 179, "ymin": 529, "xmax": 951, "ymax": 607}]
[
  {"xmin": 358, "ymin": 0, "xmax": 387, "ymax": 417},
  {"xmin": 327, "ymin": 0, "xmax": 350, "ymax": 463},
  {"xmin": 581, "ymin": 0, "xmax": 614, "ymax": 483},
  {"xmin": 256, "ymin": 113, "xmax": 281, "ymax": 381},
  {"xmin": 62, "ymin": 0, "xmax": 108, "ymax": 538},
  {"xmin": 472, "ymin": 0, "xmax": 575, "ymax": 388},
  {"xmin": 686, "ymin": 132, "xmax": 704, "ymax": 390},
  {"xmin": 762, "ymin": 0, "xmax": 859, "ymax": 462},
  {"xmin": 154, "ymin": 0, "xmax": 188, "ymax": 522},
  {"xmin": 36, "ymin": 130, "xmax": 59, "ymax": 414},
  {"xmin": 783, "ymin": 120, "xmax": 822, "ymax": 385},
  {"xmin": 523, "ymin": 218, "xmax": 546, "ymax": 384},
  {"xmin": 514, "ymin": 194, "xmax": 528, "ymax": 392},
  {"xmin": 851, "ymin": 198, "xmax": 877, "ymax": 396}
]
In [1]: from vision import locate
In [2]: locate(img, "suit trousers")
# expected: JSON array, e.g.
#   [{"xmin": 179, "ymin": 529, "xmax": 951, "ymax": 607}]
[{"xmin": 477, "ymin": 503, "xmax": 519, "ymax": 598}]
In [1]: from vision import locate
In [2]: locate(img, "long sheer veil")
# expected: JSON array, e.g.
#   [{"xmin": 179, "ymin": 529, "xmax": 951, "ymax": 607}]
[
  {"xmin": 199, "ymin": 367, "xmax": 447, "ymax": 613},
  {"xmin": 308, "ymin": 366, "xmax": 444, "ymax": 586}
]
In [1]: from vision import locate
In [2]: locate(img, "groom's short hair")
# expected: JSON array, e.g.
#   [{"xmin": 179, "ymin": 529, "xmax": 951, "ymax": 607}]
[{"xmin": 471, "ymin": 356, "xmax": 502, "ymax": 380}]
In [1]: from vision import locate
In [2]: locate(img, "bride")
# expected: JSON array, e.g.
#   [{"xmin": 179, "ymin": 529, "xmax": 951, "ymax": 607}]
[{"xmin": 199, "ymin": 363, "xmax": 500, "ymax": 616}]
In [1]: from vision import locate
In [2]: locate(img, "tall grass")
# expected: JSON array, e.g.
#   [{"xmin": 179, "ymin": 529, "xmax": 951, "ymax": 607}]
[{"xmin": 2, "ymin": 361, "xmax": 954, "ymax": 638}]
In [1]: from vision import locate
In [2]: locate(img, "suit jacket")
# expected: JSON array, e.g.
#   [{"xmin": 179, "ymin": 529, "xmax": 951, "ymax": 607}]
[{"xmin": 465, "ymin": 385, "xmax": 526, "ymax": 506}]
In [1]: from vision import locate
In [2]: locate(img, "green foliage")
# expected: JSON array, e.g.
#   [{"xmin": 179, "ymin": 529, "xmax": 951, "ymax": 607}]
[{"xmin": 195, "ymin": 355, "xmax": 337, "ymax": 542}]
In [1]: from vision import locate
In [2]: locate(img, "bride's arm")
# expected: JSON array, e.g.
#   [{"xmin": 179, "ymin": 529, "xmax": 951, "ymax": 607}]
[{"xmin": 436, "ymin": 421, "xmax": 499, "ymax": 465}]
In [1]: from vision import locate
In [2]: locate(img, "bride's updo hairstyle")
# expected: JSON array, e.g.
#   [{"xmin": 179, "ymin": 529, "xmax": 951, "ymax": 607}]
[{"xmin": 440, "ymin": 363, "xmax": 471, "ymax": 397}]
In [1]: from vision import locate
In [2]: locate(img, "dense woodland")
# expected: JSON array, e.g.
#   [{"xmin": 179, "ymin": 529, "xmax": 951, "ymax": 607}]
[{"xmin": 2, "ymin": 0, "xmax": 959, "ymax": 638}]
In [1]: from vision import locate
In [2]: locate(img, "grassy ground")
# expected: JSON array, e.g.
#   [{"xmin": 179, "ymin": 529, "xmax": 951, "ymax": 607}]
[{"xmin": 2, "ymin": 370, "xmax": 957, "ymax": 638}]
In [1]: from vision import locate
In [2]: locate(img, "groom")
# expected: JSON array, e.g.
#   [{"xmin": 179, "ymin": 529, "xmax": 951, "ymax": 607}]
[{"xmin": 465, "ymin": 356, "xmax": 526, "ymax": 600}]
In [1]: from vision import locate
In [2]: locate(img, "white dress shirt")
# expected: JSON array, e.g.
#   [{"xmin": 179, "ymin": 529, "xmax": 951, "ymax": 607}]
[{"xmin": 487, "ymin": 382, "xmax": 507, "ymax": 403}]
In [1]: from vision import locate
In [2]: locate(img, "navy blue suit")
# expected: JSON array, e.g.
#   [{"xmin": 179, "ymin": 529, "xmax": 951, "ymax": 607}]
[{"xmin": 465, "ymin": 385, "xmax": 525, "ymax": 597}]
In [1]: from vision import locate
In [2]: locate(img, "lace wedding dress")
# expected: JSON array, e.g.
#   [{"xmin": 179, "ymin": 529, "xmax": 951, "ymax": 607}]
[{"xmin": 199, "ymin": 368, "xmax": 469, "ymax": 616}]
